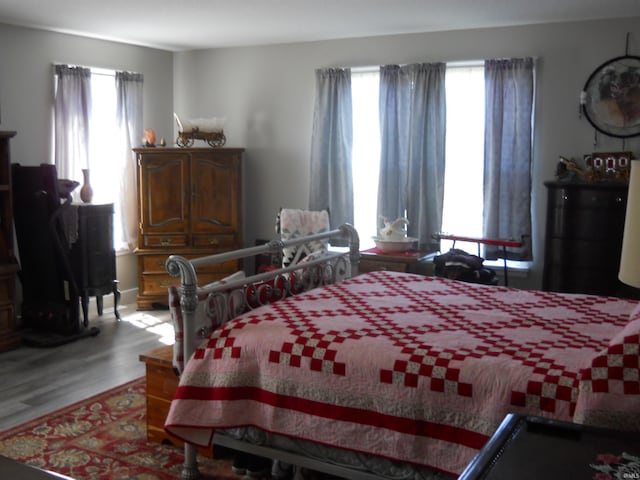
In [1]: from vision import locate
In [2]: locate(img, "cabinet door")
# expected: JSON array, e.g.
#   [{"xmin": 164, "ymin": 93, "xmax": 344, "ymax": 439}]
[
  {"xmin": 74, "ymin": 204, "xmax": 115, "ymax": 294},
  {"xmin": 190, "ymin": 150, "xmax": 241, "ymax": 237},
  {"xmin": 138, "ymin": 151, "xmax": 190, "ymax": 241}
]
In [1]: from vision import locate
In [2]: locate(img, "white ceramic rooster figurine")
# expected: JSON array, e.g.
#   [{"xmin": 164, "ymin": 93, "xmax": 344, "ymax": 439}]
[{"xmin": 379, "ymin": 217, "xmax": 409, "ymax": 241}]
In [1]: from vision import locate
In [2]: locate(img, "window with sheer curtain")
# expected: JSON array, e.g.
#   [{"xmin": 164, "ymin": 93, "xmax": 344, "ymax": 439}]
[
  {"xmin": 352, "ymin": 69, "xmax": 381, "ymax": 248},
  {"xmin": 53, "ymin": 65, "xmax": 143, "ymax": 251},
  {"xmin": 352, "ymin": 61, "xmax": 532, "ymax": 261},
  {"xmin": 353, "ymin": 65, "xmax": 484, "ymax": 250}
]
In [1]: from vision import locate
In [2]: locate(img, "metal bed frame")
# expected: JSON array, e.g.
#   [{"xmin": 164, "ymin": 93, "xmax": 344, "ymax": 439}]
[{"xmin": 165, "ymin": 224, "xmax": 362, "ymax": 479}]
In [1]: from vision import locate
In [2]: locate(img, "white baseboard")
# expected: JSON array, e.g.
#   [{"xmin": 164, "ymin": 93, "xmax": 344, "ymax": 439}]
[{"xmin": 86, "ymin": 287, "xmax": 138, "ymax": 311}]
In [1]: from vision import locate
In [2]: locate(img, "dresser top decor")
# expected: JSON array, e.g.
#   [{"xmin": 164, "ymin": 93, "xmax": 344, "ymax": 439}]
[
  {"xmin": 174, "ymin": 112, "xmax": 226, "ymax": 148},
  {"xmin": 555, "ymin": 151, "xmax": 633, "ymax": 184}
]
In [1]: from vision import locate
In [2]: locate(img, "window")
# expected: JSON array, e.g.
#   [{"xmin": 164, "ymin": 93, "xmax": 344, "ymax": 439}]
[
  {"xmin": 351, "ymin": 69, "xmax": 380, "ymax": 249},
  {"xmin": 352, "ymin": 64, "xmax": 486, "ymax": 252},
  {"xmin": 53, "ymin": 66, "xmax": 141, "ymax": 252},
  {"xmin": 440, "ymin": 63, "xmax": 485, "ymax": 253},
  {"xmin": 88, "ymin": 69, "xmax": 126, "ymax": 251}
]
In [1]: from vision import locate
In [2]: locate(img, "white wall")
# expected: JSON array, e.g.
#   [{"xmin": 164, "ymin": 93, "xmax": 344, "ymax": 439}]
[
  {"xmin": 0, "ymin": 23, "xmax": 174, "ymax": 294},
  {"xmin": 173, "ymin": 17, "xmax": 640, "ymax": 290},
  {"xmin": 1, "ymin": 18, "xmax": 639, "ymax": 295}
]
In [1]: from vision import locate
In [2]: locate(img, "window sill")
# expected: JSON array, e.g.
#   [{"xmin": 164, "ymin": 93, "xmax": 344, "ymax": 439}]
[{"xmin": 483, "ymin": 259, "xmax": 531, "ymax": 279}]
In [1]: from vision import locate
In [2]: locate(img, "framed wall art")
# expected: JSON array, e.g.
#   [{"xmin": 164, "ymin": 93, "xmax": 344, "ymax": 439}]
[{"xmin": 581, "ymin": 55, "xmax": 640, "ymax": 138}]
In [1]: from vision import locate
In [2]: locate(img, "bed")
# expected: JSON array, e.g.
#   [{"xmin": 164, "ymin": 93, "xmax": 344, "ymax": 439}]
[{"xmin": 163, "ymin": 224, "xmax": 640, "ymax": 480}]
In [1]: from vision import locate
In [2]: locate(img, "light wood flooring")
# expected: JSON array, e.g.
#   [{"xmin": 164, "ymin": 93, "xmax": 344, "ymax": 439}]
[{"xmin": 0, "ymin": 302, "xmax": 172, "ymax": 431}]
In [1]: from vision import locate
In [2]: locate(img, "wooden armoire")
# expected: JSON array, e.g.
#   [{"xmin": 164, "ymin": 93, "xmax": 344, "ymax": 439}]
[{"xmin": 133, "ymin": 147, "xmax": 243, "ymax": 310}]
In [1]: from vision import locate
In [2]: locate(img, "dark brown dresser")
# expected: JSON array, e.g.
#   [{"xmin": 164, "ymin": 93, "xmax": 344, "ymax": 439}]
[{"xmin": 542, "ymin": 181, "xmax": 628, "ymax": 296}]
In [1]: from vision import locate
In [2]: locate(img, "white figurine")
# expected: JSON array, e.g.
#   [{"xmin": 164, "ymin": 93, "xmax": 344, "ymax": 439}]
[{"xmin": 378, "ymin": 217, "xmax": 409, "ymax": 241}]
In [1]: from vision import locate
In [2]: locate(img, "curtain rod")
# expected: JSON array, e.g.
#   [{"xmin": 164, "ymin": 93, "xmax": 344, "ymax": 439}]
[
  {"xmin": 337, "ymin": 56, "xmax": 538, "ymax": 71},
  {"xmin": 51, "ymin": 62, "xmax": 140, "ymax": 77}
]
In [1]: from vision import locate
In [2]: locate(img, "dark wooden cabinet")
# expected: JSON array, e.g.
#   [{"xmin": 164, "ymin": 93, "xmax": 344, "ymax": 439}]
[
  {"xmin": 69, "ymin": 204, "xmax": 120, "ymax": 324},
  {"xmin": 133, "ymin": 147, "xmax": 243, "ymax": 310},
  {"xmin": 542, "ymin": 181, "xmax": 628, "ymax": 296},
  {"xmin": 0, "ymin": 132, "xmax": 19, "ymax": 352},
  {"xmin": 12, "ymin": 164, "xmax": 118, "ymax": 341}
]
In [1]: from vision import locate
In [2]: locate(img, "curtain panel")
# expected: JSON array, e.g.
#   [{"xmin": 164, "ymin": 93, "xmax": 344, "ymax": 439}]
[
  {"xmin": 116, "ymin": 71, "xmax": 144, "ymax": 250},
  {"xmin": 53, "ymin": 65, "xmax": 91, "ymax": 193},
  {"xmin": 483, "ymin": 58, "xmax": 534, "ymax": 260},
  {"xmin": 378, "ymin": 63, "xmax": 446, "ymax": 252},
  {"xmin": 308, "ymin": 68, "xmax": 354, "ymax": 234}
]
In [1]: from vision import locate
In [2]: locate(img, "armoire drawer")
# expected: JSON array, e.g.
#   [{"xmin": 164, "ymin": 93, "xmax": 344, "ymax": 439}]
[
  {"xmin": 143, "ymin": 234, "xmax": 188, "ymax": 248},
  {"xmin": 141, "ymin": 253, "xmax": 240, "ymax": 275},
  {"xmin": 191, "ymin": 234, "xmax": 237, "ymax": 249},
  {"xmin": 139, "ymin": 272, "xmax": 227, "ymax": 297}
]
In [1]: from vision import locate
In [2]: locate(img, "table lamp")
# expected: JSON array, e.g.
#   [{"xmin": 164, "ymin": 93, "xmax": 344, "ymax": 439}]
[{"xmin": 619, "ymin": 159, "xmax": 640, "ymax": 289}]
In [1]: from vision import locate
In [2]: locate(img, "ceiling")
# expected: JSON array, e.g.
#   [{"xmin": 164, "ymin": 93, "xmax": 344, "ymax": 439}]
[{"xmin": 0, "ymin": 0, "xmax": 639, "ymax": 52}]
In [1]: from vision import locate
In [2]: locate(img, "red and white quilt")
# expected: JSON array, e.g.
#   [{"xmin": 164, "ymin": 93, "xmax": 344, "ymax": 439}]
[{"xmin": 165, "ymin": 271, "xmax": 640, "ymax": 475}]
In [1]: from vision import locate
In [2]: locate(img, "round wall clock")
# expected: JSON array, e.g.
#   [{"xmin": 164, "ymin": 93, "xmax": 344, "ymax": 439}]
[{"xmin": 581, "ymin": 55, "xmax": 640, "ymax": 138}]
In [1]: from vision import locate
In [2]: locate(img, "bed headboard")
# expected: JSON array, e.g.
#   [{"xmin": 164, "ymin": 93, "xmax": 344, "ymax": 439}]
[{"xmin": 165, "ymin": 223, "xmax": 360, "ymax": 371}]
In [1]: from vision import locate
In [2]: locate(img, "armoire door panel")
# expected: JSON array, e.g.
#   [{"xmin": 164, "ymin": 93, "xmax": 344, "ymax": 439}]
[
  {"xmin": 190, "ymin": 153, "xmax": 240, "ymax": 234},
  {"xmin": 140, "ymin": 154, "xmax": 189, "ymax": 234}
]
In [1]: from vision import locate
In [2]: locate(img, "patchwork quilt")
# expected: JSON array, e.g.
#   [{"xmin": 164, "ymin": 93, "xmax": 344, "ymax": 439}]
[{"xmin": 165, "ymin": 271, "xmax": 640, "ymax": 475}]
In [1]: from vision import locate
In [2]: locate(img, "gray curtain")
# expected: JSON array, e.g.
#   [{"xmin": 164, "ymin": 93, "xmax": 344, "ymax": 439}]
[
  {"xmin": 378, "ymin": 63, "xmax": 446, "ymax": 252},
  {"xmin": 308, "ymin": 68, "xmax": 353, "ymax": 231},
  {"xmin": 483, "ymin": 58, "xmax": 534, "ymax": 260},
  {"xmin": 53, "ymin": 65, "xmax": 91, "ymax": 193},
  {"xmin": 116, "ymin": 71, "xmax": 144, "ymax": 250}
]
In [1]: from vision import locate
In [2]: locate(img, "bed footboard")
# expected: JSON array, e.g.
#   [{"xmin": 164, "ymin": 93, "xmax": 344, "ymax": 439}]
[{"xmin": 165, "ymin": 223, "xmax": 359, "ymax": 479}]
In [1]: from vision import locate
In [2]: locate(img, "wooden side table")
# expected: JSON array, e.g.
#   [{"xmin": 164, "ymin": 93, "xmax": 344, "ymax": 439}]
[
  {"xmin": 359, "ymin": 248, "xmax": 434, "ymax": 276},
  {"xmin": 139, "ymin": 345, "xmax": 213, "ymax": 458},
  {"xmin": 459, "ymin": 414, "xmax": 640, "ymax": 479}
]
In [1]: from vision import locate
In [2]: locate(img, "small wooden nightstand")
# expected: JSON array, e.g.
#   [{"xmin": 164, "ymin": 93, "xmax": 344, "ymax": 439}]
[
  {"xmin": 359, "ymin": 248, "xmax": 434, "ymax": 276},
  {"xmin": 139, "ymin": 345, "xmax": 212, "ymax": 457},
  {"xmin": 459, "ymin": 414, "xmax": 640, "ymax": 480}
]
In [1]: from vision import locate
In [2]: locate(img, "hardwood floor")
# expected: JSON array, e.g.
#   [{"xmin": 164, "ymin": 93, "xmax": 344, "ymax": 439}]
[{"xmin": 0, "ymin": 302, "xmax": 172, "ymax": 431}]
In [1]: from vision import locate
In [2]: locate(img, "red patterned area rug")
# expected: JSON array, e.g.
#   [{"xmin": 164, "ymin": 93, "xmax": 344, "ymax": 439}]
[{"xmin": 0, "ymin": 378, "xmax": 236, "ymax": 479}]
